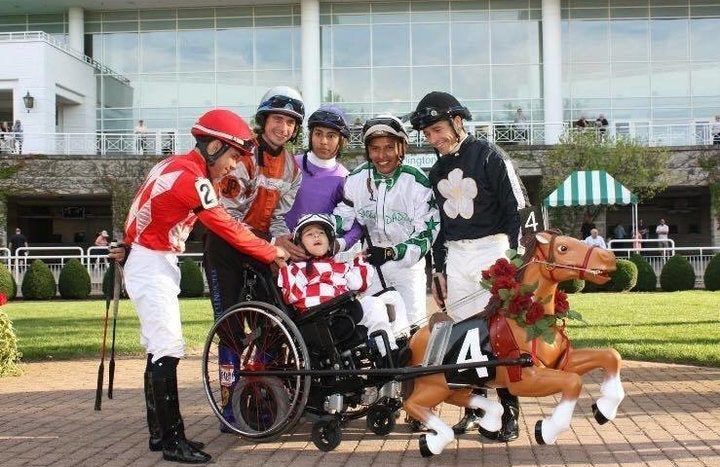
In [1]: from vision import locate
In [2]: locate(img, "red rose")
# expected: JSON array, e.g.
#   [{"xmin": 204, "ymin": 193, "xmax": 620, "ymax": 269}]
[
  {"xmin": 524, "ymin": 301, "xmax": 546, "ymax": 324},
  {"xmin": 0, "ymin": 292, "xmax": 6, "ymax": 306},
  {"xmin": 507, "ymin": 291, "xmax": 532, "ymax": 316},
  {"xmin": 481, "ymin": 269, "xmax": 492, "ymax": 280},
  {"xmin": 490, "ymin": 258, "xmax": 517, "ymax": 278},
  {"xmin": 491, "ymin": 276, "xmax": 518, "ymax": 296},
  {"xmin": 554, "ymin": 291, "xmax": 570, "ymax": 313}
]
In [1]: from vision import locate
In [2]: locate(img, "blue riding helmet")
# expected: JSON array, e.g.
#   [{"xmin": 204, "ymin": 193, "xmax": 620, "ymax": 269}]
[{"xmin": 308, "ymin": 105, "xmax": 351, "ymax": 140}]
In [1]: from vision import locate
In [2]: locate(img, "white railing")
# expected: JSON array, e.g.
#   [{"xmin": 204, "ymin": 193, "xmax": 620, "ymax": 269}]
[
  {"xmin": 3, "ymin": 246, "xmax": 203, "ymax": 298},
  {"xmin": 19, "ymin": 120, "xmax": 720, "ymax": 156},
  {"xmin": 1, "ymin": 243, "xmax": 717, "ymax": 297}
]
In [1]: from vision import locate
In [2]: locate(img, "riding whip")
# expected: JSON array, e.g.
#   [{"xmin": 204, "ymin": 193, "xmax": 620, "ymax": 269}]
[
  {"xmin": 94, "ymin": 261, "xmax": 114, "ymax": 411},
  {"xmin": 107, "ymin": 262, "xmax": 123, "ymax": 399}
]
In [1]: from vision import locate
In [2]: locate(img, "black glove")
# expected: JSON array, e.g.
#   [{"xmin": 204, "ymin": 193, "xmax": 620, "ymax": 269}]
[{"xmin": 366, "ymin": 246, "xmax": 395, "ymax": 267}]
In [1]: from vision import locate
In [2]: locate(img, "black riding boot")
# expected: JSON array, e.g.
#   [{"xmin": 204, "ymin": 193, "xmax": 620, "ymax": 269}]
[
  {"xmin": 151, "ymin": 357, "xmax": 211, "ymax": 464},
  {"xmin": 479, "ymin": 388, "xmax": 520, "ymax": 442},
  {"xmin": 145, "ymin": 355, "xmax": 205, "ymax": 452},
  {"xmin": 452, "ymin": 388, "xmax": 487, "ymax": 435}
]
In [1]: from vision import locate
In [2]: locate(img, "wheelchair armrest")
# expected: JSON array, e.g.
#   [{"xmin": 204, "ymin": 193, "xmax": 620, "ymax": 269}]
[{"xmin": 294, "ymin": 291, "xmax": 358, "ymax": 325}]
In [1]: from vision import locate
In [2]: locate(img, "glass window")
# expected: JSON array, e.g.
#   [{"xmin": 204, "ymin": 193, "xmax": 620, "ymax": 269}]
[
  {"xmin": 611, "ymin": 20, "xmax": 648, "ymax": 62},
  {"xmin": 570, "ymin": 63, "xmax": 611, "ymax": 97},
  {"xmin": 611, "ymin": 63, "xmax": 650, "ymax": 98},
  {"xmin": 411, "ymin": 23, "xmax": 449, "ymax": 65},
  {"xmin": 652, "ymin": 63, "xmax": 690, "ymax": 97},
  {"xmin": 321, "ymin": 26, "xmax": 331, "ymax": 67},
  {"xmin": 691, "ymin": 63, "xmax": 720, "ymax": 96},
  {"xmin": 372, "ymin": 24, "xmax": 409, "ymax": 66},
  {"xmin": 103, "ymin": 11, "xmax": 138, "ymax": 21},
  {"xmin": 451, "ymin": 65, "xmax": 491, "ymax": 100},
  {"xmin": 178, "ymin": 73, "xmax": 216, "ymax": 107},
  {"xmin": 178, "ymin": 30, "xmax": 213, "ymax": 72},
  {"xmin": 216, "ymin": 17, "xmax": 253, "ymax": 28},
  {"xmin": 140, "ymin": 20, "xmax": 177, "ymax": 31},
  {"xmin": 650, "ymin": 19, "xmax": 689, "ymax": 61},
  {"xmin": 139, "ymin": 74, "xmax": 178, "ymax": 108},
  {"xmin": 451, "ymin": 22, "xmax": 490, "ymax": 65},
  {"xmin": 216, "ymin": 28, "xmax": 253, "ymax": 70},
  {"xmin": 103, "ymin": 33, "xmax": 139, "ymax": 75},
  {"xmin": 690, "ymin": 18, "xmax": 720, "ymax": 61},
  {"xmin": 333, "ymin": 68, "xmax": 371, "ymax": 103},
  {"xmin": 141, "ymin": 31, "xmax": 176, "ymax": 73},
  {"xmin": 412, "ymin": 66, "xmax": 450, "ymax": 101},
  {"xmin": 372, "ymin": 2, "xmax": 409, "ymax": 23},
  {"xmin": 333, "ymin": 25, "xmax": 371, "ymax": 67},
  {"xmin": 490, "ymin": 21, "xmax": 540, "ymax": 65},
  {"xmin": 372, "ymin": 67, "xmax": 411, "ymax": 102},
  {"xmin": 569, "ymin": 20, "xmax": 609, "ymax": 63},
  {"xmin": 217, "ymin": 71, "xmax": 254, "ymax": 107},
  {"xmin": 492, "ymin": 65, "xmax": 540, "ymax": 99},
  {"xmin": 255, "ymin": 28, "xmax": 294, "ymax": 69},
  {"xmin": 411, "ymin": 1, "xmax": 449, "ymax": 22}
]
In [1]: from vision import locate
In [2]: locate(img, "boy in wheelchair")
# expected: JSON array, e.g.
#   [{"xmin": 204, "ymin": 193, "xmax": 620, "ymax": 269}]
[{"xmin": 278, "ymin": 213, "xmax": 402, "ymax": 364}]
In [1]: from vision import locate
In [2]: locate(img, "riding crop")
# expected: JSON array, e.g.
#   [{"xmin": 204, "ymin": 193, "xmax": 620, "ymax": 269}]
[
  {"xmin": 94, "ymin": 261, "xmax": 114, "ymax": 411},
  {"xmin": 107, "ymin": 263, "xmax": 123, "ymax": 399}
]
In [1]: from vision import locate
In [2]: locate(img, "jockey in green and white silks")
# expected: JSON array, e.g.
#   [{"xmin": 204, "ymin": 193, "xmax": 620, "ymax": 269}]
[{"xmin": 334, "ymin": 115, "xmax": 440, "ymax": 330}]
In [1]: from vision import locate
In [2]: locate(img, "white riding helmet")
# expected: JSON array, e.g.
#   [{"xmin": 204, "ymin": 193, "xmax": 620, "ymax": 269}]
[
  {"xmin": 293, "ymin": 213, "xmax": 337, "ymax": 252},
  {"xmin": 361, "ymin": 115, "xmax": 409, "ymax": 145},
  {"xmin": 256, "ymin": 86, "xmax": 305, "ymax": 123}
]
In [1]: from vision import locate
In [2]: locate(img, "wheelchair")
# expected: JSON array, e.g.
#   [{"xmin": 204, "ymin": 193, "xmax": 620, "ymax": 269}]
[{"xmin": 201, "ymin": 262, "xmax": 403, "ymax": 451}]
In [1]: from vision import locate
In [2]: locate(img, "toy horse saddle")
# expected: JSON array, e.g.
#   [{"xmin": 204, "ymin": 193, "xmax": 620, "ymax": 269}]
[{"xmin": 439, "ymin": 317, "xmax": 496, "ymax": 386}]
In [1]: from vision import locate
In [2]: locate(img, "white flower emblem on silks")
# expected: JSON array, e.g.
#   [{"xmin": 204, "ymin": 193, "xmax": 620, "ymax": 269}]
[{"xmin": 437, "ymin": 168, "xmax": 478, "ymax": 219}]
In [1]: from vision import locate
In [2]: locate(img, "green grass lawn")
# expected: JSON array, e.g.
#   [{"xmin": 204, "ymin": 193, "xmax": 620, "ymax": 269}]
[{"xmin": 3, "ymin": 291, "xmax": 719, "ymax": 366}]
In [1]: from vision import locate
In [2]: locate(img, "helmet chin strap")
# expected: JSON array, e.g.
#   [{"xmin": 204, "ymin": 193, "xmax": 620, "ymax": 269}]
[{"xmin": 196, "ymin": 140, "xmax": 231, "ymax": 167}]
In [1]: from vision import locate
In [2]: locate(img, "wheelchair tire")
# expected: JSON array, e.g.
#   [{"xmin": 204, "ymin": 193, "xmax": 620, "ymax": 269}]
[
  {"xmin": 312, "ymin": 419, "xmax": 342, "ymax": 452},
  {"xmin": 367, "ymin": 404, "xmax": 396, "ymax": 436},
  {"xmin": 202, "ymin": 301, "xmax": 311, "ymax": 440}
]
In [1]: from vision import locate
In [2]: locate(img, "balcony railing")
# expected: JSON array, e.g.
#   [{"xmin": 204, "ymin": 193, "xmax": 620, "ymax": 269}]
[{"xmin": 4, "ymin": 120, "xmax": 719, "ymax": 156}]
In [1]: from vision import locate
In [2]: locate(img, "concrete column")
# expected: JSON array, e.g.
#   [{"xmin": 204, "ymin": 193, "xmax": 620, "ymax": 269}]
[
  {"xmin": 0, "ymin": 196, "xmax": 6, "ymax": 249},
  {"xmin": 541, "ymin": 0, "xmax": 563, "ymax": 144},
  {"xmin": 300, "ymin": 0, "xmax": 321, "ymax": 116},
  {"xmin": 68, "ymin": 7, "xmax": 84, "ymax": 53}
]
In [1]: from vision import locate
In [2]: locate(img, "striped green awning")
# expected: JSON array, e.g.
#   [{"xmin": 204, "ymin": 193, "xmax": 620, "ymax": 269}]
[{"xmin": 542, "ymin": 171, "xmax": 638, "ymax": 207}]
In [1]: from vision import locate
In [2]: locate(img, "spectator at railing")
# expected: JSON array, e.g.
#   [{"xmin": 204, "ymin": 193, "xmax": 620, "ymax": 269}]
[
  {"xmin": 12, "ymin": 120, "xmax": 22, "ymax": 155},
  {"xmin": 514, "ymin": 107, "xmax": 529, "ymax": 143},
  {"xmin": 0, "ymin": 121, "xmax": 10, "ymax": 154},
  {"xmin": 712, "ymin": 115, "xmax": 720, "ymax": 146},
  {"xmin": 596, "ymin": 114, "xmax": 609, "ymax": 141},
  {"xmin": 9, "ymin": 227, "xmax": 29, "ymax": 255},
  {"xmin": 574, "ymin": 115, "xmax": 589, "ymax": 129},
  {"xmin": 584, "ymin": 228, "xmax": 607, "ymax": 249},
  {"xmin": 134, "ymin": 119, "xmax": 148, "ymax": 154}
]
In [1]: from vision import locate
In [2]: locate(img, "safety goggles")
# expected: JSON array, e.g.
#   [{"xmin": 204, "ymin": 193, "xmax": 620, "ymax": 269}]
[
  {"xmin": 310, "ymin": 110, "xmax": 346, "ymax": 128},
  {"xmin": 409, "ymin": 107, "xmax": 447, "ymax": 130},
  {"xmin": 259, "ymin": 95, "xmax": 305, "ymax": 117},
  {"xmin": 232, "ymin": 138, "xmax": 257, "ymax": 157}
]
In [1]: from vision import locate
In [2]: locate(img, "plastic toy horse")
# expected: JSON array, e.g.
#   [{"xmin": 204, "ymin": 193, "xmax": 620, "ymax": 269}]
[{"xmin": 403, "ymin": 231, "xmax": 623, "ymax": 456}]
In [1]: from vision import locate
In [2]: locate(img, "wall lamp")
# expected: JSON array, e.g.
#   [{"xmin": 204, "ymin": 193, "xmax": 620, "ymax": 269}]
[{"xmin": 22, "ymin": 91, "xmax": 34, "ymax": 112}]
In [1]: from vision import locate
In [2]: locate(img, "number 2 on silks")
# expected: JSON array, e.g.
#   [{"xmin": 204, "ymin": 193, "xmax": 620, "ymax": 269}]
[
  {"xmin": 195, "ymin": 178, "xmax": 219, "ymax": 210},
  {"xmin": 519, "ymin": 206, "xmax": 544, "ymax": 236}
]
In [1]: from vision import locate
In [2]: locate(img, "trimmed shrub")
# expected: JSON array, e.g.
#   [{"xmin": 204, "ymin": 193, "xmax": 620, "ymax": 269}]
[
  {"xmin": 605, "ymin": 259, "xmax": 638, "ymax": 292},
  {"xmin": 0, "ymin": 263, "xmax": 17, "ymax": 300},
  {"xmin": 21, "ymin": 260, "xmax": 57, "ymax": 300},
  {"xmin": 629, "ymin": 253, "xmax": 657, "ymax": 292},
  {"xmin": 660, "ymin": 255, "xmax": 696, "ymax": 292},
  {"xmin": 0, "ymin": 310, "xmax": 22, "ymax": 376},
  {"xmin": 102, "ymin": 264, "xmax": 126, "ymax": 299},
  {"xmin": 558, "ymin": 279, "xmax": 585, "ymax": 293},
  {"xmin": 58, "ymin": 259, "xmax": 91, "ymax": 299},
  {"xmin": 703, "ymin": 253, "xmax": 720, "ymax": 291},
  {"xmin": 180, "ymin": 259, "xmax": 205, "ymax": 297}
]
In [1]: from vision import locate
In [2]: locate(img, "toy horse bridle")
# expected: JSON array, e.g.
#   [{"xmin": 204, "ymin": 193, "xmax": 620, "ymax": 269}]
[{"xmin": 530, "ymin": 232, "xmax": 599, "ymax": 282}]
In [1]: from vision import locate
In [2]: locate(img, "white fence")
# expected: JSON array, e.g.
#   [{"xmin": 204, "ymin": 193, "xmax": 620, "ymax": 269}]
[
  {"xmin": 1, "ymin": 243, "xmax": 718, "ymax": 298},
  {"xmin": 2, "ymin": 246, "xmax": 203, "ymax": 298}
]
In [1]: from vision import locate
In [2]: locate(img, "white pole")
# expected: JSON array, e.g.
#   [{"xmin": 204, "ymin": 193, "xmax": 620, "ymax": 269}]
[
  {"xmin": 300, "ymin": 0, "xmax": 321, "ymax": 117},
  {"xmin": 542, "ymin": 0, "xmax": 563, "ymax": 144}
]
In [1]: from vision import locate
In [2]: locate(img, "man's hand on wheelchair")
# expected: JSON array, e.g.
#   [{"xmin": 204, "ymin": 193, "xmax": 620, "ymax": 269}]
[
  {"xmin": 275, "ymin": 234, "xmax": 308, "ymax": 262},
  {"xmin": 365, "ymin": 246, "xmax": 395, "ymax": 267}
]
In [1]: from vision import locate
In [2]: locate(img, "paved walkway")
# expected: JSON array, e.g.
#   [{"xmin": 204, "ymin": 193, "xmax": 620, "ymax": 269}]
[{"xmin": 1, "ymin": 357, "xmax": 719, "ymax": 466}]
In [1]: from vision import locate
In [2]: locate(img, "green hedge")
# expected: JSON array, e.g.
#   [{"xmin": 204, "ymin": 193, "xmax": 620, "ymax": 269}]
[
  {"xmin": 660, "ymin": 255, "xmax": 695, "ymax": 292},
  {"xmin": 0, "ymin": 263, "xmax": 17, "ymax": 300},
  {"xmin": 703, "ymin": 253, "xmax": 720, "ymax": 291},
  {"xmin": 179, "ymin": 259, "xmax": 205, "ymax": 297},
  {"xmin": 605, "ymin": 259, "xmax": 638, "ymax": 292},
  {"xmin": 558, "ymin": 279, "xmax": 585, "ymax": 293},
  {"xmin": 0, "ymin": 311, "xmax": 22, "ymax": 376},
  {"xmin": 21, "ymin": 260, "xmax": 57, "ymax": 300},
  {"xmin": 629, "ymin": 254, "xmax": 657, "ymax": 292},
  {"xmin": 58, "ymin": 259, "xmax": 91, "ymax": 299}
]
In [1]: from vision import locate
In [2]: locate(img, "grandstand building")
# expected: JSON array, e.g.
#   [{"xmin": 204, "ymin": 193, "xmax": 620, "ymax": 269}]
[{"xmin": 0, "ymin": 0, "xmax": 718, "ymax": 249}]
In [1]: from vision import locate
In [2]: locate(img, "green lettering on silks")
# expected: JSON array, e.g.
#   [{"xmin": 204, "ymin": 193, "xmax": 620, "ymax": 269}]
[{"xmin": 358, "ymin": 208, "xmax": 377, "ymax": 220}]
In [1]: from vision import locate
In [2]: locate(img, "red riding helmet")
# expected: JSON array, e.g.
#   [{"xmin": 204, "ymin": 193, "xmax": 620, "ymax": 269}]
[{"xmin": 191, "ymin": 109, "xmax": 257, "ymax": 164}]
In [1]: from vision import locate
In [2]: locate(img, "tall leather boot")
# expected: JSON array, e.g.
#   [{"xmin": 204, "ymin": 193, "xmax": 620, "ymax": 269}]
[
  {"xmin": 479, "ymin": 388, "xmax": 520, "ymax": 442},
  {"xmin": 452, "ymin": 388, "xmax": 488, "ymax": 435},
  {"xmin": 152, "ymin": 357, "xmax": 211, "ymax": 464},
  {"xmin": 145, "ymin": 355, "xmax": 204, "ymax": 452}
]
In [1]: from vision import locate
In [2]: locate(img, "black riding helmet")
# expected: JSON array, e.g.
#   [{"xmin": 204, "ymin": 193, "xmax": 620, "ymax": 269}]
[{"xmin": 410, "ymin": 91, "xmax": 472, "ymax": 131}]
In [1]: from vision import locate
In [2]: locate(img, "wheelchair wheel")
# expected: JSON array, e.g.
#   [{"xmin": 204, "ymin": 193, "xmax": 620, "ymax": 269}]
[
  {"xmin": 312, "ymin": 419, "xmax": 342, "ymax": 452},
  {"xmin": 202, "ymin": 301, "xmax": 310, "ymax": 440},
  {"xmin": 366, "ymin": 404, "xmax": 396, "ymax": 436}
]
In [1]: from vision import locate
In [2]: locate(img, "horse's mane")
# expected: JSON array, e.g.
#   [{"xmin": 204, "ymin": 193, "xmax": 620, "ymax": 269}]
[{"xmin": 474, "ymin": 229, "xmax": 562, "ymax": 320}]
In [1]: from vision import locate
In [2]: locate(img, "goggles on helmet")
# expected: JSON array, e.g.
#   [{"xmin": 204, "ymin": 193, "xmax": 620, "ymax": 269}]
[
  {"xmin": 362, "ymin": 116, "xmax": 408, "ymax": 144},
  {"xmin": 258, "ymin": 95, "xmax": 305, "ymax": 119},
  {"xmin": 410, "ymin": 105, "xmax": 472, "ymax": 131},
  {"xmin": 309, "ymin": 109, "xmax": 351, "ymax": 139}
]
